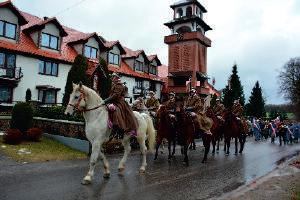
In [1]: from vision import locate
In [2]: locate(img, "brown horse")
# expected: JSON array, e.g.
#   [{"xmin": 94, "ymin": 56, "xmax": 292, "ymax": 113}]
[
  {"xmin": 205, "ymin": 107, "xmax": 223, "ymax": 154},
  {"xmin": 223, "ymin": 110, "xmax": 246, "ymax": 155},
  {"xmin": 154, "ymin": 105, "xmax": 176, "ymax": 161}
]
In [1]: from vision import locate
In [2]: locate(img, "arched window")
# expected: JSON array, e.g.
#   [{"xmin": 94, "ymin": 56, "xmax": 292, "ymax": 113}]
[
  {"xmin": 176, "ymin": 8, "xmax": 183, "ymax": 18},
  {"xmin": 176, "ymin": 26, "xmax": 192, "ymax": 34},
  {"xmin": 186, "ymin": 6, "xmax": 192, "ymax": 17}
]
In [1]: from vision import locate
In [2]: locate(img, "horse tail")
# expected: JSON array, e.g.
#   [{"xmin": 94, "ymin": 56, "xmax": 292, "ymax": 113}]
[{"xmin": 145, "ymin": 114, "xmax": 156, "ymax": 153}]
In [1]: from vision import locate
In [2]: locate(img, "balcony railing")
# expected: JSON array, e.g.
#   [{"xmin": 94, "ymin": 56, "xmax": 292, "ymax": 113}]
[{"xmin": 0, "ymin": 67, "xmax": 23, "ymax": 80}]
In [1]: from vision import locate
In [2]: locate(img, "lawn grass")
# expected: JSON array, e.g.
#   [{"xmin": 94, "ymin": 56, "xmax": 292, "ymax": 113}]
[{"xmin": 0, "ymin": 136, "xmax": 87, "ymax": 163}]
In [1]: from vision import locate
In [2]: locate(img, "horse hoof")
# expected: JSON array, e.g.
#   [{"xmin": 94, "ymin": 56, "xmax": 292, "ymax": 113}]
[
  {"xmin": 118, "ymin": 168, "xmax": 125, "ymax": 176},
  {"xmin": 139, "ymin": 168, "xmax": 146, "ymax": 174},
  {"xmin": 81, "ymin": 179, "xmax": 91, "ymax": 185},
  {"xmin": 225, "ymin": 153, "xmax": 229, "ymax": 156},
  {"xmin": 201, "ymin": 160, "xmax": 207, "ymax": 164},
  {"xmin": 154, "ymin": 156, "xmax": 158, "ymax": 160},
  {"xmin": 234, "ymin": 153, "xmax": 238, "ymax": 155},
  {"xmin": 103, "ymin": 173, "xmax": 110, "ymax": 179}
]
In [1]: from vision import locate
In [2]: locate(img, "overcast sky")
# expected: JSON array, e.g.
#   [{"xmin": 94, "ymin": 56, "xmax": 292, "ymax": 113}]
[{"xmin": 9, "ymin": 0, "xmax": 300, "ymax": 104}]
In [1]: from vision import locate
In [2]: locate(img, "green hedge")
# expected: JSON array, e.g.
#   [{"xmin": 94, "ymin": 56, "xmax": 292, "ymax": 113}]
[{"xmin": 34, "ymin": 106, "xmax": 84, "ymax": 122}]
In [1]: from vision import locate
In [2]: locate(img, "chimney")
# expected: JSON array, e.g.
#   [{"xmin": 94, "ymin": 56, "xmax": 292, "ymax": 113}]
[{"xmin": 43, "ymin": 16, "xmax": 49, "ymax": 20}]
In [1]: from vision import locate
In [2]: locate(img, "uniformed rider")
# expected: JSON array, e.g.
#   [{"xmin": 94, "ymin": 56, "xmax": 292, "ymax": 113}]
[
  {"xmin": 213, "ymin": 98, "xmax": 225, "ymax": 120},
  {"xmin": 145, "ymin": 91, "xmax": 160, "ymax": 116}
]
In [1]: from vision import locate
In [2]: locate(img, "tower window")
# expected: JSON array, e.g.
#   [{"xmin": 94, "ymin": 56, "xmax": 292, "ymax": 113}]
[
  {"xmin": 176, "ymin": 26, "xmax": 192, "ymax": 34},
  {"xmin": 186, "ymin": 6, "xmax": 192, "ymax": 17},
  {"xmin": 176, "ymin": 8, "xmax": 183, "ymax": 18}
]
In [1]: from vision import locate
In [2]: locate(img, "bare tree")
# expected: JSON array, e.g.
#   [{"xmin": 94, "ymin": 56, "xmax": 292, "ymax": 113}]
[{"xmin": 278, "ymin": 57, "xmax": 300, "ymax": 119}]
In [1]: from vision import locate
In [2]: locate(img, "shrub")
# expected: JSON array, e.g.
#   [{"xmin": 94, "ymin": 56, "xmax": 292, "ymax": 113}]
[
  {"xmin": 35, "ymin": 106, "xmax": 84, "ymax": 122},
  {"xmin": 25, "ymin": 88, "xmax": 32, "ymax": 102},
  {"xmin": 11, "ymin": 102, "xmax": 33, "ymax": 133},
  {"xmin": 3, "ymin": 129, "xmax": 22, "ymax": 145},
  {"xmin": 26, "ymin": 128, "xmax": 42, "ymax": 142}
]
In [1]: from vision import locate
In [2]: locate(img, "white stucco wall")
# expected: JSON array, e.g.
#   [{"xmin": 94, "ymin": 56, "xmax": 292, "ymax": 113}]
[
  {"xmin": 30, "ymin": 31, "xmax": 39, "ymax": 46},
  {"xmin": 40, "ymin": 23, "xmax": 61, "ymax": 52},
  {"xmin": 0, "ymin": 7, "xmax": 19, "ymax": 43},
  {"xmin": 13, "ymin": 55, "xmax": 71, "ymax": 103},
  {"xmin": 73, "ymin": 43, "xmax": 83, "ymax": 55}
]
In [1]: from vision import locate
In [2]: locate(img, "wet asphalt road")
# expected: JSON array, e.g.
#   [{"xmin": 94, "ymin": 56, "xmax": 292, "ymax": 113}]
[{"xmin": 0, "ymin": 138, "xmax": 300, "ymax": 200}]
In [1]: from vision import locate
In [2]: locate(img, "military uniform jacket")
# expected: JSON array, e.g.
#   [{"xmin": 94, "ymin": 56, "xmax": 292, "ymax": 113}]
[
  {"xmin": 184, "ymin": 95, "xmax": 202, "ymax": 113},
  {"xmin": 232, "ymin": 103, "xmax": 243, "ymax": 117},
  {"xmin": 165, "ymin": 99, "xmax": 176, "ymax": 112},
  {"xmin": 213, "ymin": 103, "xmax": 225, "ymax": 116},
  {"xmin": 146, "ymin": 97, "xmax": 160, "ymax": 111}
]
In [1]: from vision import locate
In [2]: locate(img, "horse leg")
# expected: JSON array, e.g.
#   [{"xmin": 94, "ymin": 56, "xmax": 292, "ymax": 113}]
[
  {"xmin": 172, "ymin": 138, "xmax": 176, "ymax": 156},
  {"xmin": 202, "ymin": 135, "xmax": 211, "ymax": 163},
  {"xmin": 234, "ymin": 137, "xmax": 238, "ymax": 155},
  {"xmin": 225, "ymin": 137, "xmax": 230, "ymax": 155},
  {"xmin": 118, "ymin": 136, "xmax": 131, "ymax": 175},
  {"xmin": 82, "ymin": 140, "xmax": 107, "ymax": 185},
  {"xmin": 217, "ymin": 137, "xmax": 220, "ymax": 152},
  {"xmin": 168, "ymin": 139, "xmax": 173, "ymax": 161},
  {"xmin": 154, "ymin": 140, "xmax": 161, "ymax": 160},
  {"xmin": 239, "ymin": 135, "xmax": 245, "ymax": 153},
  {"xmin": 137, "ymin": 135, "xmax": 148, "ymax": 173},
  {"xmin": 183, "ymin": 144, "xmax": 189, "ymax": 166},
  {"xmin": 212, "ymin": 137, "xmax": 216, "ymax": 154}
]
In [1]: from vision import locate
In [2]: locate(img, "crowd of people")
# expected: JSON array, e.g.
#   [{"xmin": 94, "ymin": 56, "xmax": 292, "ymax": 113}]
[{"xmin": 247, "ymin": 117, "xmax": 300, "ymax": 145}]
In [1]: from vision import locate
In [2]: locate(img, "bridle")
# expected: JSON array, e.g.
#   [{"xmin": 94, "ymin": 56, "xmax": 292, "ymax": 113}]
[{"xmin": 68, "ymin": 89, "xmax": 103, "ymax": 112}]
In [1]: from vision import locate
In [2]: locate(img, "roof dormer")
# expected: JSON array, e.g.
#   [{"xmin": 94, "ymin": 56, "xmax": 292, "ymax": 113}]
[
  {"xmin": 122, "ymin": 47, "xmax": 150, "ymax": 72},
  {"xmin": 68, "ymin": 32, "xmax": 106, "ymax": 60},
  {"xmin": 23, "ymin": 17, "xmax": 68, "ymax": 52},
  {"xmin": 147, "ymin": 55, "xmax": 161, "ymax": 75},
  {"xmin": 0, "ymin": 0, "xmax": 28, "ymax": 43},
  {"xmin": 104, "ymin": 40, "xmax": 126, "ymax": 66}
]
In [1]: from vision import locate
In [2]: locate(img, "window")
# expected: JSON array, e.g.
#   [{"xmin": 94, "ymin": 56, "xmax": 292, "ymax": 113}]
[
  {"xmin": 135, "ymin": 79, "xmax": 143, "ymax": 89},
  {"xmin": 41, "ymin": 33, "xmax": 59, "ymax": 50},
  {"xmin": 84, "ymin": 45, "xmax": 98, "ymax": 59},
  {"xmin": 186, "ymin": 6, "xmax": 193, "ymax": 17},
  {"xmin": 108, "ymin": 52, "xmax": 120, "ymax": 65},
  {"xmin": 176, "ymin": 8, "xmax": 183, "ymax": 18},
  {"xmin": 38, "ymin": 60, "xmax": 58, "ymax": 76},
  {"xmin": 149, "ymin": 64, "xmax": 157, "ymax": 75},
  {"xmin": 38, "ymin": 89, "xmax": 57, "ymax": 104},
  {"xmin": 0, "ymin": 53, "xmax": 16, "ymax": 78},
  {"xmin": 0, "ymin": 20, "xmax": 17, "ymax": 39},
  {"xmin": 0, "ymin": 86, "xmax": 12, "ymax": 103},
  {"xmin": 135, "ymin": 60, "xmax": 144, "ymax": 71}
]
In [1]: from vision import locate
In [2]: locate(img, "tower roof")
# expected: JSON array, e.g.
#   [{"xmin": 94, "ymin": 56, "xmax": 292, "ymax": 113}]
[
  {"xmin": 170, "ymin": 0, "xmax": 207, "ymax": 13},
  {"xmin": 164, "ymin": 15, "xmax": 212, "ymax": 32}
]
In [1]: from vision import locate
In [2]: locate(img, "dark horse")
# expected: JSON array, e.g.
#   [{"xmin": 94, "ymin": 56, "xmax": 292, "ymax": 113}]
[
  {"xmin": 223, "ymin": 110, "xmax": 246, "ymax": 155},
  {"xmin": 175, "ymin": 101, "xmax": 212, "ymax": 164},
  {"xmin": 206, "ymin": 107, "xmax": 223, "ymax": 154},
  {"xmin": 154, "ymin": 105, "xmax": 176, "ymax": 161}
]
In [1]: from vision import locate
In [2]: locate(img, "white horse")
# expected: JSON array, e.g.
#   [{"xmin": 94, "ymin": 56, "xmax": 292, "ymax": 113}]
[{"xmin": 64, "ymin": 83, "xmax": 156, "ymax": 185}]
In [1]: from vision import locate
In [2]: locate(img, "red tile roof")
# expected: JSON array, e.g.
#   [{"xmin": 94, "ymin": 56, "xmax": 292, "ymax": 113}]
[
  {"xmin": 0, "ymin": 1, "xmax": 163, "ymax": 82},
  {"xmin": 122, "ymin": 46, "xmax": 144, "ymax": 59},
  {"xmin": 23, "ymin": 17, "xmax": 68, "ymax": 37}
]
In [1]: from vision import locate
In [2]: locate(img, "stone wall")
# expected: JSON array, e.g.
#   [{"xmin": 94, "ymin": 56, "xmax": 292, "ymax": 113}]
[{"xmin": 0, "ymin": 116, "xmax": 86, "ymax": 140}]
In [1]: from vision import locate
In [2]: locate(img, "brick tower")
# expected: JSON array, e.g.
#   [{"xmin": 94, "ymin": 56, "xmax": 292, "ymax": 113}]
[{"xmin": 164, "ymin": 0, "xmax": 212, "ymax": 95}]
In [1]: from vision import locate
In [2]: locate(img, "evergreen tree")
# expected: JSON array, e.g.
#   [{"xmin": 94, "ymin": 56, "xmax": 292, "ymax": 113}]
[
  {"xmin": 62, "ymin": 55, "xmax": 91, "ymax": 106},
  {"xmin": 25, "ymin": 88, "xmax": 32, "ymax": 102},
  {"xmin": 222, "ymin": 64, "xmax": 245, "ymax": 108},
  {"xmin": 247, "ymin": 81, "xmax": 266, "ymax": 118},
  {"xmin": 98, "ymin": 58, "xmax": 111, "ymax": 99},
  {"xmin": 210, "ymin": 93, "xmax": 218, "ymax": 108}
]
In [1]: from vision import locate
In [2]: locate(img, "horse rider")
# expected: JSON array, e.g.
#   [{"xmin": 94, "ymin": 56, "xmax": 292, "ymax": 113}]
[
  {"xmin": 232, "ymin": 99, "xmax": 243, "ymax": 119},
  {"xmin": 145, "ymin": 91, "xmax": 160, "ymax": 117},
  {"xmin": 213, "ymin": 98, "xmax": 225, "ymax": 120},
  {"xmin": 184, "ymin": 87, "xmax": 202, "ymax": 117},
  {"xmin": 197, "ymin": 96, "xmax": 213, "ymax": 135},
  {"xmin": 102, "ymin": 73, "xmax": 138, "ymax": 136},
  {"xmin": 165, "ymin": 92, "xmax": 177, "ymax": 113},
  {"xmin": 132, "ymin": 97, "xmax": 147, "ymax": 113}
]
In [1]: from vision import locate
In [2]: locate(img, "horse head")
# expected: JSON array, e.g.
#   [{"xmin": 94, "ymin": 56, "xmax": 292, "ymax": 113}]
[{"xmin": 64, "ymin": 82, "xmax": 103, "ymax": 115}]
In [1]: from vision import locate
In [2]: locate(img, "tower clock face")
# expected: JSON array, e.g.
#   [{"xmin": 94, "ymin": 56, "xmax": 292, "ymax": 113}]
[{"xmin": 177, "ymin": 33, "xmax": 184, "ymax": 41}]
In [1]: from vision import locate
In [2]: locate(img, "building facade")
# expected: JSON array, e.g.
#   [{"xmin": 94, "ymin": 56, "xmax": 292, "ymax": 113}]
[{"xmin": 0, "ymin": 1, "xmax": 163, "ymax": 106}]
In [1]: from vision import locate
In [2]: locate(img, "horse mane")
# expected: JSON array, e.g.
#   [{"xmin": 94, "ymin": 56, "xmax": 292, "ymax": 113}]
[{"xmin": 82, "ymin": 85, "xmax": 103, "ymax": 105}]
